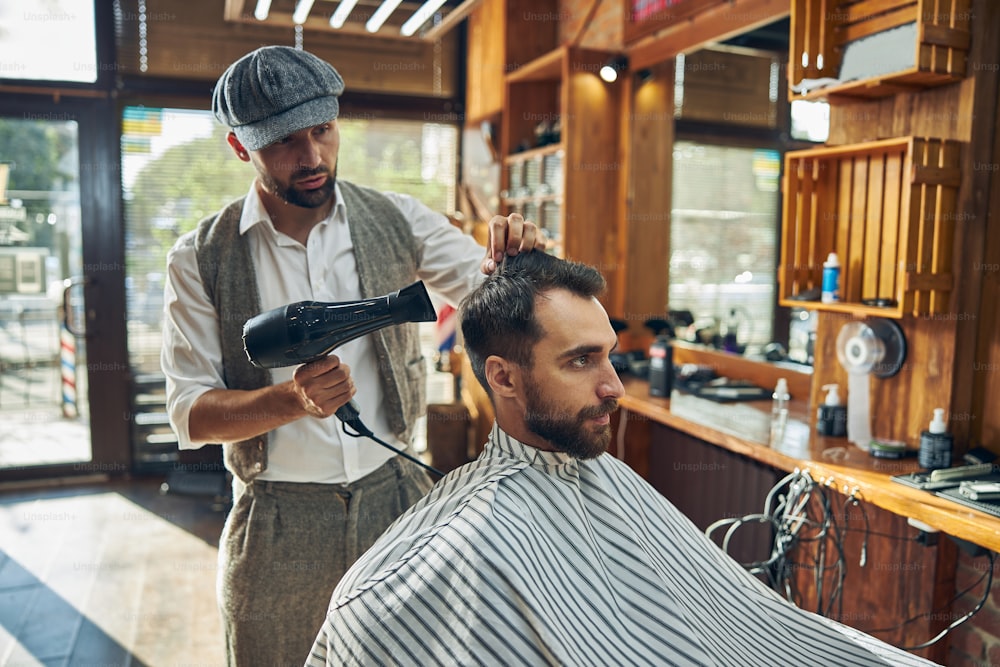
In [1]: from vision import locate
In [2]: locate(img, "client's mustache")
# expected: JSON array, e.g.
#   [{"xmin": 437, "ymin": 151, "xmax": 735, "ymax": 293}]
[
  {"xmin": 525, "ymin": 399, "xmax": 618, "ymax": 424},
  {"xmin": 579, "ymin": 398, "xmax": 619, "ymax": 420}
]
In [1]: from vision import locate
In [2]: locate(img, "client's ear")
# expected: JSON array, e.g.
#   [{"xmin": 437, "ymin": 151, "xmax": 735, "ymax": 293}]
[{"xmin": 485, "ymin": 356, "xmax": 520, "ymax": 399}]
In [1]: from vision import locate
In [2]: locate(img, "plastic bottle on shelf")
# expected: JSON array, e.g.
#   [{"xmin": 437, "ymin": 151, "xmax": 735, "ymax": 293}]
[
  {"xmin": 722, "ymin": 308, "xmax": 741, "ymax": 353},
  {"xmin": 816, "ymin": 383, "xmax": 847, "ymax": 437},
  {"xmin": 821, "ymin": 252, "xmax": 841, "ymax": 304},
  {"xmin": 646, "ymin": 319, "xmax": 673, "ymax": 398},
  {"xmin": 769, "ymin": 378, "xmax": 790, "ymax": 447},
  {"xmin": 918, "ymin": 408, "xmax": 953, "ymax": 470}
]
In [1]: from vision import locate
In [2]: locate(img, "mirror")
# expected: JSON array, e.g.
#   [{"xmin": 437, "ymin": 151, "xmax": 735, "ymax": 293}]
[{"xmin": 665, "ymin": 17, "xmax": 824, "ymax": 369}]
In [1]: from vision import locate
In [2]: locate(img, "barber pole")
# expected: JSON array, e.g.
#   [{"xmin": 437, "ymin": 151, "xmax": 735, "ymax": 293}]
[{"xmin": 60, "ymin": 323, "xmax": 78, "ymax": 419}]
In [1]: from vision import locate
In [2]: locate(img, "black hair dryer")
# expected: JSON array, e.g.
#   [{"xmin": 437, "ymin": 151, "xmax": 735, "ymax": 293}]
[{"xmin": 242, "ymin": 281, "xmax": 437, "ymax": 370}]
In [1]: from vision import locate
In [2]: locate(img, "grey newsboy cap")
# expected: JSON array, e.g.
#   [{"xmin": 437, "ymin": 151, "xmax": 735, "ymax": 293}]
[{"xmin": 212, "ymin": 46, "xmax": 345, "ymax": 151}]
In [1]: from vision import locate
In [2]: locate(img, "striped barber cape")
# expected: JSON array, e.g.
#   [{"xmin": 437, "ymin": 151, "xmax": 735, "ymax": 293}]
[{"xmin": 306, "ymin": 422, "xmax": 938, "ymax": 667}]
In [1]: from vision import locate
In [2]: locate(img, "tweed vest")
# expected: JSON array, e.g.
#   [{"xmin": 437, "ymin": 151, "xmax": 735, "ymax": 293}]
[{"xmin": 190, "ymin": 180, "xmax": 425, "ymax": 483}]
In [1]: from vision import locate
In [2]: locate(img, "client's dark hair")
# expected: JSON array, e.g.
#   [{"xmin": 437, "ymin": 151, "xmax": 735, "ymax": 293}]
[{"xmin": 459, "ymin": 252, "xmax": 605, "ymax": 396}]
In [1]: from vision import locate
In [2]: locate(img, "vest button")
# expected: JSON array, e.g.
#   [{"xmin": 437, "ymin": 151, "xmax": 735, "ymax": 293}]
[{"xmin": 254, "ymin": 462, "xmax": 263, "ymax": 471}]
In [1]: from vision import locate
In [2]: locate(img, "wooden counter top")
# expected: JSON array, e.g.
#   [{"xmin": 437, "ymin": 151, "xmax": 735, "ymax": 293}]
[{"xmin": 620, "ymin": 376, "xmax": 1000, "ymax": 553}]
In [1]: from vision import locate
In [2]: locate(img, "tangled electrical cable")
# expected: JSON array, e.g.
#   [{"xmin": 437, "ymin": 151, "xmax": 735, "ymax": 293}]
[
  {"xmin": 705, "ymin": 468, "xmax": 997, "ymax": 650},
  {"xmin": 705, "ymin": 469, "xmax": 866, "ymax": 618},
  {"xmin": 867, "ymin": 550, "xmax": 996, "ymax": 650}
]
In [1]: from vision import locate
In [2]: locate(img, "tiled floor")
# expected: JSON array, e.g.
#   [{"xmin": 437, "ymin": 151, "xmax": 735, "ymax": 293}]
[{"xmin": 0, "ymin": 477, "xmax": 228, "ymax": 667}]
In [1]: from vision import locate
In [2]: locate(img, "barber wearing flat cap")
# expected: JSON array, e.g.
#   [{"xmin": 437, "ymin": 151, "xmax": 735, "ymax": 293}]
[{"xmin": 160, "ymin": 45, "xmax": 545, "ymax": 666}]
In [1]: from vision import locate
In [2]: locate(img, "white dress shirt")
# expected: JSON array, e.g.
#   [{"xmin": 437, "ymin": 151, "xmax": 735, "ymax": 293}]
[{"xmin": 161, "ymin": 182, "xmax": 485, "ymax": 483}]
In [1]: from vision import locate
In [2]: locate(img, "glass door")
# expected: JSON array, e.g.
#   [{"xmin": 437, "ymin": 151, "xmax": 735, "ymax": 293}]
[
  {"xmin": 0, "ymin": 114, "xmax": 91, "ymax": 470},
  {"xmin": 0, "ymin": 98, "xmax": 130, "ymax": 480}
]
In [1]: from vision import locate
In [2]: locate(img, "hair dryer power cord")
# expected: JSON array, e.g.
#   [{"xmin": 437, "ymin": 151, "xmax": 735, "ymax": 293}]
[{"xmin": 336, "ymin": 400, "xmax": 445, "ymax": 478}]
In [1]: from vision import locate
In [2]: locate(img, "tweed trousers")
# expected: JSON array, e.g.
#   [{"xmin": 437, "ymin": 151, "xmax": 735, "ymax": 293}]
[{"xmin": 217, "ymin": 457, "xmax": 433, "ymax": 667}]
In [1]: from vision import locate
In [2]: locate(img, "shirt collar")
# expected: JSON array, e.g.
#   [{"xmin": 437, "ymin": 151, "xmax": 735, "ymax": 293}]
[
  {"xmin": 485, "ymin": 422, "xmax": 582, "ymax": 473},
  {"xmin": 238, "ymin": 181, "xmax": 347, "ymax": 237}
]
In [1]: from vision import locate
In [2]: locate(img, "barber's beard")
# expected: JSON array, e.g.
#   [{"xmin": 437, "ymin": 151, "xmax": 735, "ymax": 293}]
[
  {"xmin": 523, "ymin": 378, "xmax": 618, "ymax": 460},
  {"xmin": 259, "ymin": 164, "xmax": 337, "ymax": 209}
]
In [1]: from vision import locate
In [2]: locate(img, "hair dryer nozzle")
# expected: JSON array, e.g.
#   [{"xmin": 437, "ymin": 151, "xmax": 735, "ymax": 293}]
[{"xmin": 243, "ymin": 281, "xmax": 438, "ymax": 369}]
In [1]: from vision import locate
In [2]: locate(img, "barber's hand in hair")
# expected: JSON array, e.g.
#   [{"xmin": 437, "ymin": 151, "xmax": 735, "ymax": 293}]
[
  {"xmin": 482, "ymin": 213, "xmax": 548, "ymax": 274},
  {"xmin": 292, "ymin": 355, "xmax": 356, "ymax": 418}
]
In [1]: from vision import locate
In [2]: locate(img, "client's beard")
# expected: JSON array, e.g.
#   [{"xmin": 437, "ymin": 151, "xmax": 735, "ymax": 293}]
[{"xmin": 524, "ymin": 379, "xmax": 618, "ymax": 459}]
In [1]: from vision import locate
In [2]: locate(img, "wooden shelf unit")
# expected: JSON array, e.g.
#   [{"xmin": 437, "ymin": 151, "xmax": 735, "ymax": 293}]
[
  {"xmin": 778, "ymin": 136, "xmax": 961, "ymax": 318},
  {"xmin": 464, "ymin": 0, "xmax": 559, "ymax": 123},
  {"xmin": 502, "ymin": 144, "xmax": 564, "ymax": 254},
  {"xmin": 500, "ymin": 46, "xmax": 622, "ymax": 277},
  {"xmin": 789, "ymin": 0, "xmax": 971, "ymax": 101}
]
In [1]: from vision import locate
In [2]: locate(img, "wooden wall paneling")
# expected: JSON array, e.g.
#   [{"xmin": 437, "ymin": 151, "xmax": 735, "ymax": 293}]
[
  {"xmin": 563, "ymin": 47, "xmax": 624, "ymax": 303},
  {"xmin": 613, "ymin": 408, "xmax": 651, "ymax": 479},
  {"xmin": 611, "ymin": 66, "xmax": 633, "ymax": 318},
  {"xmin": 813, "ymin": 311, "xmax": 957, "ymax": 448},
  {"xmin": 971, "ymin": 103, "xmax": 1000, "ymax": 448},
  {"xmin": 975, "ymin": 186, "xmax": 1000, "ymax": 447},
  {"xmin": 465, "ymin": 0, "xmax": 506, "ymax": 122},
  {"xmin": 827, "ymin": 80, "xmax": 976, "ymax": 147},
  {"xmin": 621, "ymin": 60, "xmax": 673, "ymax": 351},
  {"xmin": 506, "ymin": 0, "xmax": 561, "ymax": 69},
  {"xmin": 959, "ymin": 0, "xmax": 1000, "ymax": 453},
  {"xmin": 645, "ymin": 423, "xmax": 782, "ymax": 570}
]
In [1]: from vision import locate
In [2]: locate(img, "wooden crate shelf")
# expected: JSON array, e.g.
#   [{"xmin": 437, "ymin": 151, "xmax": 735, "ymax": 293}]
[
  {"xmin": 789, "ymin": 0, "xmax": 971, "ymax": 101},
  {"xmin": 778, "ymin": 136, "xmax": 961, "ymax": 318}
]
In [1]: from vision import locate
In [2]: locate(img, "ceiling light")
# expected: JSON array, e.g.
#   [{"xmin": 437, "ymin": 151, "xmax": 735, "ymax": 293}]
[
  {"xmin": 366, "ymin": 0, "xmax": 404, "ymax": 33},
  {"xmin": 253, "ymin": 0, "xmax": 272, "ymax": 21},
  {"xmin": 292, "ymin": 0, "xmax": 315, "ymax": 25},
  {"xmin": 329, "ymin": 0, "xmax": 360, "ymax": 28},
  {"xmin": 401, "ymin": 0, "xmax": 449, "ymax": 36}
]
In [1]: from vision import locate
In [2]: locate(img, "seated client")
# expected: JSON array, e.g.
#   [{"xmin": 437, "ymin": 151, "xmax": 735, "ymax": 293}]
[{"xmin": 307, "ymin": 252, "xmax": 937, "ymax": 667}]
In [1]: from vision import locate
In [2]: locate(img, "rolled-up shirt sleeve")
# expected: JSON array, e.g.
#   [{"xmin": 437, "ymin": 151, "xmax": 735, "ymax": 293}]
[{"xmin": 160, "ymin": 237, "xmax": 226, "ymax": 450}]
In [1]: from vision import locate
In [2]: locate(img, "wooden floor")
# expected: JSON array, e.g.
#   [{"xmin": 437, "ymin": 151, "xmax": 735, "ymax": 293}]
[{"xmin": 0, "ymin": 475, "xmax": 228, "ymax": 666}]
